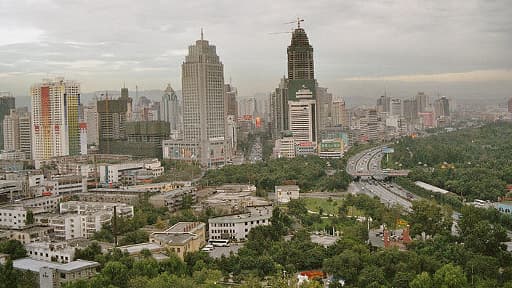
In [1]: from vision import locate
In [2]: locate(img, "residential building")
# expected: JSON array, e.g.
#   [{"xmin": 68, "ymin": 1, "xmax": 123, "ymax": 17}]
[
  {"xmin": 0, "ymin": 93, "xmax": 15, "ymax": 151},
  {"xmin": 275, "ymin": 185, "xmax": 300, "ymax": 204},
  {"xmin": 25, "ymin": 241, "xmax": 81, "ymax": 263},
  {"xmin": 2, "ymin": 107, "xmax": 32, "ymax": 159},
  {"xmin": 208, "ymin": 206, "xmax": 272, "ymax": 241},
  {"xmin": 13, "ymin": 258, "xmax": 99, "ymax": 288},
  {"xmin": 6, "ymin": 226, "xmax": 54, "ymax": 244},
  {"xmin": 149, "ymin": 222, "xmax": 206, "ymax": 260},
  {"xmin": 0, "ymin": 206, "xmax": 28, "ymax": 229},
  {"xmin": 390, "ymin": 98, "xmax": 402, "ymax": 116},
  {"xmin": 181, "ymin": 31, "xmax": 228, "ymax": 167},
  {"xmin": 148, "ymin": 187, "xmax": 197, "ymax": 212},
  {"xmin": 31, "ymin": 78, "xmax": 82, "ymax": 162}
]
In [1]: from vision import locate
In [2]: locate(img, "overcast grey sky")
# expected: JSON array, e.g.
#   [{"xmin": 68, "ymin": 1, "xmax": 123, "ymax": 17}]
[{"xmin": 1, "ymin": 0, "xmax": 511, "ymax": 103}]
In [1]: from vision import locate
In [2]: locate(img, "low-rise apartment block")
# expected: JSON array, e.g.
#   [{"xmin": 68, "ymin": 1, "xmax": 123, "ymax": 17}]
[{"xmin": 149, "ymin": 222, "xmax": 206, "ymax": 260}]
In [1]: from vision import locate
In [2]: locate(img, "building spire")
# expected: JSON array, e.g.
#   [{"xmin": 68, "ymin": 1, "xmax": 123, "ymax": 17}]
[{"xmin": 201, "ymin": 28, "xmax": 204, "ymax": 40}]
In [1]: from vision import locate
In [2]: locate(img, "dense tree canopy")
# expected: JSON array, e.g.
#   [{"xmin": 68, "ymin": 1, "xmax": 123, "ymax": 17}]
[{"xmin": 387, "ymin": 122, "xmax": 512, "ymax": 201}]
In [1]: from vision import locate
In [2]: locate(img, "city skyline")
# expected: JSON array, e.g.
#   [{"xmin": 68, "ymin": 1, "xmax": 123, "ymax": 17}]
[{"xmin": 0, "ymin": 0, "xmax": 511, "ymax": 102}]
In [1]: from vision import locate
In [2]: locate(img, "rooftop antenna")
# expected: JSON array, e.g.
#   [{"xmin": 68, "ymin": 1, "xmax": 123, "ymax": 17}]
[{"xmin": 201, "ymin": 28, "xmax": 204, "ymax": 40}]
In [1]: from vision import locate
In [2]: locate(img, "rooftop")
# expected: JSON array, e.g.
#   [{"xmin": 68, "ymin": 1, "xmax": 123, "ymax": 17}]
[
  {"xmin": 13, "ymin": 258, "xmax": 100, "ymax": 273},
  {"xmin": 166, "ymin": 222, "xmax": 204, "ymax": 233},
  {"xmin": 118, "ymin": 242, "xmax": 164, "ymax": 255}
]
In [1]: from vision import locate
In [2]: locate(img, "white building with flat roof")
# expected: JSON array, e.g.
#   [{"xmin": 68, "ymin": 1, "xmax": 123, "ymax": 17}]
[
  {"xmin": 13, "ymin": 258, "xmax": 99, "ymax": 288},
  {"xmin": 275, "ymin": 185, "xmax": 300, "ymax": 204},
  {"xmin": 208, "ymin": 206, "xmax": 272, "ymax": 241}
]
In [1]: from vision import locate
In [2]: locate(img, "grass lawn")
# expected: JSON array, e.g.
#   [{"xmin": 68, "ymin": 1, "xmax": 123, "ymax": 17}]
[{"xmin": 303, "ymin": 198, "xmax": 343, "ymax": 215}]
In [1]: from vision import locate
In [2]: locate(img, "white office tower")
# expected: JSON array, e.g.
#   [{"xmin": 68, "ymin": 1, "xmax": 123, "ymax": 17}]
[
  {"xmin": 181, "ymin": 31, "xmax": 228, "ymax": 167},
  {"xmin": 31, "ymin": 78, "xmax": 82, "ymax": 163},
  {"xmin": 288, "ymin": 87, "xmax": 317, "ymax": 143}
]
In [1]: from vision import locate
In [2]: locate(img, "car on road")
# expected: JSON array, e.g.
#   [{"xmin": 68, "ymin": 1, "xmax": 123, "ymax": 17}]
[{"xmin": 201, "ymin": 244, "xmax": 214, "ymax": 252}]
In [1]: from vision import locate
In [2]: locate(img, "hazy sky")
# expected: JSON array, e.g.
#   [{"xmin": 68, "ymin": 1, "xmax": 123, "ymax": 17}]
[{"xmin": 1, "ymin": 0, "xmax": 511, "ymax": 104}]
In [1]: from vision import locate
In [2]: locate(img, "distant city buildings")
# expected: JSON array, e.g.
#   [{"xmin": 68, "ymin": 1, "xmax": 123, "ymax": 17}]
[
  {"xmin": 2, "ymin": 107, "xmax": 32, "ymax": 159},
  {"xmin": 0, "ymin": 93, "xmax": 15, "ymax": 151},
  {"xmin": 31, "ymin": 78, "xmax": 83, "ymax": 163}
]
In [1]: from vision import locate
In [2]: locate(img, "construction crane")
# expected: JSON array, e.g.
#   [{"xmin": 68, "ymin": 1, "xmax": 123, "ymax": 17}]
[{"xmin": 284, "ymin": 17, "xmax": 304, "ymax": 29}]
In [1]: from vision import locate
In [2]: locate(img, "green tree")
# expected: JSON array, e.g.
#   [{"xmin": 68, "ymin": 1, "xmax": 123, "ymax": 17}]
[
  {"xmin": 0, "ymin": 239, "xmax": 27, "ymax": 259},
  {"xmin": 409, "ymin": 272, "xmax": 433, "ymax": 288},
  {"xmin": 433, "ymin": 264, "xmax": 467, "ymax": 288},
  {"xmin": 101, "ymin": 261, "xmax": 129, "ymax": 287},
  {"xmin": 25, "ymin": 210, "xmax": 34, "ymax": 225},
  {"xmin": 409, "ymin": 200, "xmax": 452, "ymax": 237}
]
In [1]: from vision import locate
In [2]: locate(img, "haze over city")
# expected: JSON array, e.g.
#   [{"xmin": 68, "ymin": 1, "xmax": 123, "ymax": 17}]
[{"xmin": 1, "ymin": 0, "xmax": 512, "ymax": 105}]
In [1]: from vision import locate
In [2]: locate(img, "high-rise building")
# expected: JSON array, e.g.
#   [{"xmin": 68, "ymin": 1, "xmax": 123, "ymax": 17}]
[
  {"xmin": 376, "ymin": 95, "xmax": 391, "ymax": 113},
  {"xmin": 415, "ymin": 92, "xmax": 428, "ymax": 113},
  {"xmin": 161, "ymin": 83, "xmax": 180, "ymax": 132},
  {"xmin": 286, "ymin": 23, "xmax": 318, "ymax": 144},
  {"xmin": 225, "ymin": 84, "xmax": 238, "ymax": 121},
  {"xmin": 434, "ymin": 96, "xmax": 450, "ymax": 118},
  {"xmin": 317, "ymin": 87, "xmax": 333, "ymax": 131},
  {"xmin": 403, "ymin": 99, "xmax": 418, "ymax": 121},
  {"xmin": 3, "ymin": 107, "xmax": 31, "ymax": 159},
  {"xmin": 332, "ymin": 99, "xmax": 347, "ymax": 128},
  {"xmin": 181, "ymin": 31, "xmax": 227, "ymax": 167},
  {"xmin": 83, "ymin": 104, "xmax": 98, "ymax": 146},
  {"xmin": 31, "ymin": 78, "xmax": 82, "ymax": 161},
  {"xmin": 390, "ymin": 98, "xmax": 402, "ymax": 116},
  {"xmin": 508, "ymin": 97, "xmax": 512, "ymax": 113},
  {"xmin": 287, "ymin": 21, "xmax": 314, "ymax": 81},
  {"xmin": 0, "ymin": 93, "xmax": 15, "ymax": 151},
  {"xmin": 270, "ymin": 77, "xmax": 289, "ymax": 139},
  {"xmin": 97, "ymin": 88, "xmax": 132, "ymax": 154},
  {"xmin": 288, "ymin": 87, "xmax": 317, "ymax": 143}
]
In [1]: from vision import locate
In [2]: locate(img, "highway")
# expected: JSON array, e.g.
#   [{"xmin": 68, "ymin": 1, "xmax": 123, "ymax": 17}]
[{"xmin": 347, "ymin": 146, "xmax": 414, "ymax": 212}]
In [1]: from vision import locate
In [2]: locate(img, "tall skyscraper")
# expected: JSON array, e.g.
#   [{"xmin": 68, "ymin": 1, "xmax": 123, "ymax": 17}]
[
  {"xmin": 288, "ymin": 21, "xmax": 314, "ymax": 81},
  {"xmin": 225, "ymin": 84, "xmax": 238, "ymax": 121},
  {"xmin": 286, "ymin": 22, "xmax": 318, "ymax": 144},
  {"xmin": 403, "ymin": 99, "xmax": 418, "ymax": 121},
  {"xmin": 3, "ymin": 107, "xmax": 31, "ymax": 159},
  {"xmin": 376, "ymin": 95, "xmax": 391, "ymax": 113},
  {"xmin": 0, "ymin": 93, "xmax": 15, "ymax": 151},
  {"xmin": 182, "ymin": 31, "xmax": 227, "ymax": 166},
  {"xmin": 161, "ymin": 83, "xmax": 179, "ymax": 132},
  {"xmin": 415, "ymin": 92, "xmax": 428, "ymax": 113},
  {"xmin": 434, "ymin": 96, "xmax": 450, "ymax": 118},
  {"xmin": 31, "ymin": 78, "xmax": 82, "ymax": 161},
  {"xmin": 97, "ymin": 88, "xmax": 132, "ymax": 154},
  {"xmin": 270, "ymin": 77, "xmax": 289, "ymax": 139}
]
